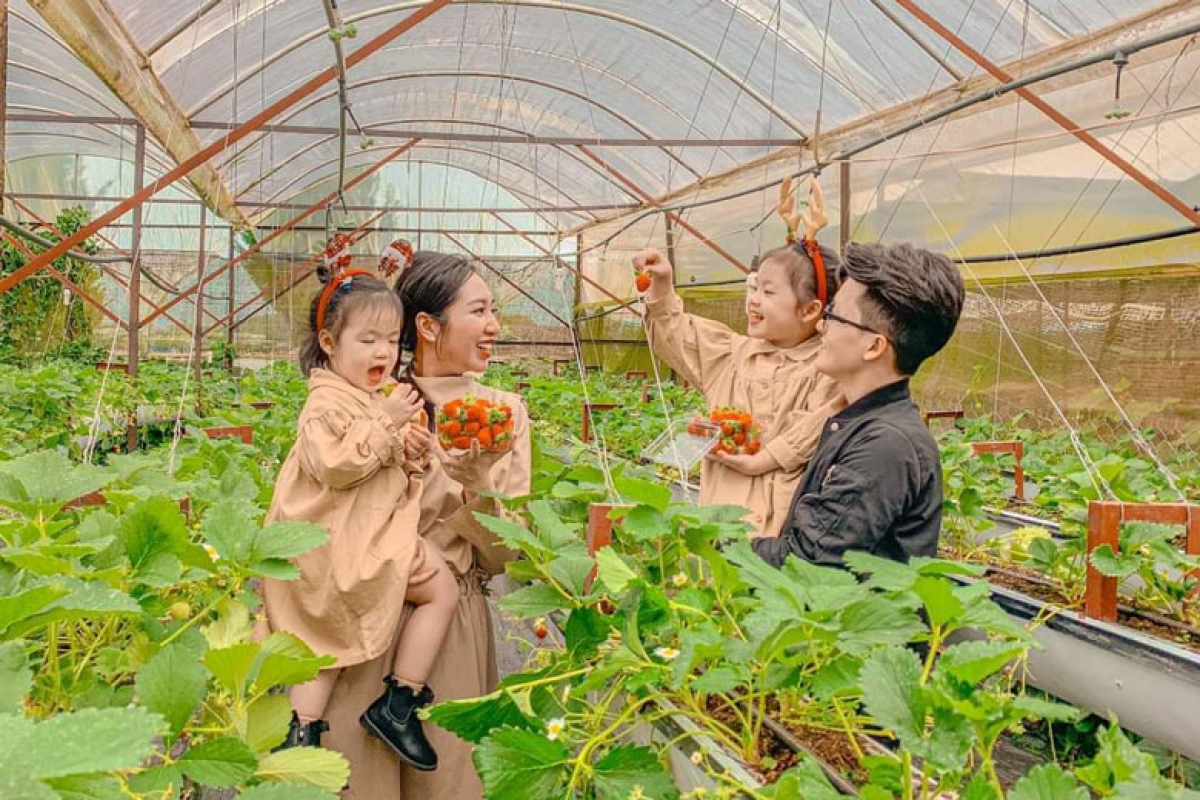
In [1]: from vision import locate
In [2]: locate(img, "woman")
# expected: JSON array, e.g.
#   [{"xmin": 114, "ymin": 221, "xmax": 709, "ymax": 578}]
[{"xmin": 320, "ymin": 252, "xmax": 532, "ymax": 799}]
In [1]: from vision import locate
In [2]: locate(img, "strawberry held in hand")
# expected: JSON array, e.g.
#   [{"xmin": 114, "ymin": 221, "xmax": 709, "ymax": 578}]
[
  {"xmin": 635, "ymin": 271, "xmax": 652, "ymax": 293},
  {"xmin": 437, "ymin": 394, "xmax": 515, "ymax": 453},
  {"xmin": 705, "ymin": 407, "xmax": 762, "ymax": 455}
]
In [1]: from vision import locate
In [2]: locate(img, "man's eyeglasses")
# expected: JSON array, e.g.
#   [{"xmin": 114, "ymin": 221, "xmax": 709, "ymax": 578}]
[{"xmin": 821, "ymin": 306, "xmax": 886, "ymax": 337}]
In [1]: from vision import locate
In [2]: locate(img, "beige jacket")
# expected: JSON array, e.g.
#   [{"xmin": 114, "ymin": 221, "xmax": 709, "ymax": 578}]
[
  {"xmin": 324, "ymin": 373, "xmax": 532, "ymax": 800},
  {"xmin": 645, "ymin": 291, "xmax": 844, "ymax": 537},
  {"xmin": 262, "ymin": 368, "xmax": 432, "ymax": 668}
]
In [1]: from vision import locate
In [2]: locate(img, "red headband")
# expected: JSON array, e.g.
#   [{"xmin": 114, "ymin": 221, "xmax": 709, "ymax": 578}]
[
  {"xmin": 316, "ymin": 269, "xmax": 375, "ymax": 333},
  {"xmin": 785, "ymin": 229, "xmax": 828, "ymax": 308}
]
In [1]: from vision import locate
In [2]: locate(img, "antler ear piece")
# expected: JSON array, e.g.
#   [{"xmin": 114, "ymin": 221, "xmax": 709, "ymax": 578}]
[{"xmin": 379, "ymin": 239, "xmax": 415, "ymax": 278}]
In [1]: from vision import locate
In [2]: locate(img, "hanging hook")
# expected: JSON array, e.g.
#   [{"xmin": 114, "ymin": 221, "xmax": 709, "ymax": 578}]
[{"xmin": 1106, "ymin": 52, "xmax": 1132, "ymax": 120}]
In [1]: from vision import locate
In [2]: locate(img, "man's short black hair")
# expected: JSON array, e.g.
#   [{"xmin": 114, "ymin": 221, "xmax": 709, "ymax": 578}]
[{"xmin": 839, "ymin": 242, "xmax": 965, "ymax": 375}]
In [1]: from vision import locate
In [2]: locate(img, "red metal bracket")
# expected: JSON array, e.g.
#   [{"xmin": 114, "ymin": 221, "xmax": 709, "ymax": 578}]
[
  {"xmin": 203, "ymin": 425, "xmax": 254, "ymax": 445},
  {"xmin": 516, "ymin": 381, "xmax": 532, "ymax": 392},
  {"xmin": 553, "ymin": 359, "xmax": 573, "ymax": 376},
  {"xmin": 585, "ymin": 502, "xmax": 630, "ymax": 592},
  {"xmin": 1086, "ymin": 501, "xmax": 1200, "ymax": 622},
  {"xmin": 95, "ymin": 361, "xmax": 130, "ymax": 374},
  {"xmin": 581, "ymin": 402, "xmax": 618, "ymax": 444},
  {"xmin": 923, "ymin": 409, "xmax": 964, "ymax": 427},
  {"xmin": 249, "ymin": 401, "xmax": 275, "ymax": 411},
  {"xmin": 624, "ymin": 370, "xmax": 647, "ymax": 381},
  {"xmin": 971, "ymin": 440, "xmax": 1025, "ymax": 501}
]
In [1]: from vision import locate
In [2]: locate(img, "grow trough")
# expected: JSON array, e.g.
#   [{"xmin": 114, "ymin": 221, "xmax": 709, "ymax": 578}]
[{"xmin": 972, "ymin": 576, "xmax": 1200, "ymax": 761}]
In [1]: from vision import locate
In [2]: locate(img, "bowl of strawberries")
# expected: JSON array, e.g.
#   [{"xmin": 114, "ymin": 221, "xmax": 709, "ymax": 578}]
[
  {"xmin": 690, "ymin": 407, "xmax": 761, "ymax": 456},
  {"xmin": 437, "ymin": 395, "xmax": 515, "ymax": 453}
]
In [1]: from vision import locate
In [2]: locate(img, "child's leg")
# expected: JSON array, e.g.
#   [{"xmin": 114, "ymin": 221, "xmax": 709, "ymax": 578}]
[
  {"xmin": 391, "ymin": 547, "xmax": 458, "ymax": 688},
  {"xmin": 290, "ymin": 668, "xmax": 341, "ymax": 722}
]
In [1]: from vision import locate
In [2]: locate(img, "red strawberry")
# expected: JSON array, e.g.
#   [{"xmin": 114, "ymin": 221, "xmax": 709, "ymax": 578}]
[
  {"xmin": 635, "ymin": 271, "xmax": 652, "ymax": 292},
  {"xmin": 734, "ymin": 432, "xmax": 746, "ymax": 445},
  {"xmin": 533, "ymin": 619, "xmax": 549, "ymax": 639},
  {"xmin": 451, "ymin": 436, "xmax": 471, "ymax": 450},
  {"xmin": 747, "ymin": 441, "xmax": 761, "ymax": 455},
  {"xmin": 464, "ymin": 422, "xmax": 481, "ymax": 435},
  {"xmin": 477, "ymin": 428, "xmax": 493, "ymax": 449},
  {"xmin": 444, "ymin": 400, "xmax": 462, "ymax": 418}
]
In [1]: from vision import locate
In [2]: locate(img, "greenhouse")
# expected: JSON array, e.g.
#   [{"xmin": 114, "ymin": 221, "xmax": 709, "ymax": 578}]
[{"xmin": 1, "ymin": 0, "xmax": 1198, "ymax": 797}]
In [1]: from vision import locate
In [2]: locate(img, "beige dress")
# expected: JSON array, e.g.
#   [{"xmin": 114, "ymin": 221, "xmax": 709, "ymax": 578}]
[
  {"xmin": 321, "ymin": 375, "xmax": 532, "ymax": 800},
  {"xmin": 646, "ymin": 291, "xmax": 844, "ymax": 538},
  {"xmin": 262, "ymin": 368, "xmax": 434, "ymax": 667}
]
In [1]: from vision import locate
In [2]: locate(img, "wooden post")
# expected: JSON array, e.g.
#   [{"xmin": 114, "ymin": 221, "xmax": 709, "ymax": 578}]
[
  {"xmin": 225, "ymin": 226, "xmax": 236, "ymax": 363},
  {"xmin": 581, "ymin": 402, "xmax": 618, "ymax": 444},
  {"xmin": 970, "ymin": 440, "xmax": 1025, "ymax": 501},
  {"xmin": 585, "ymin": 503, "xmax": 629, "ymax": 592},
  {"xmin": 192, "ymin": 206, "xmax": 207, "ymax": 404},
  {"xmin": 1085, "ymin": 501, "xmax": 1122, "ymax": 622},
  {"xmin": 126, "ymin": 125, "xmax": 146, "ymax": 452}
]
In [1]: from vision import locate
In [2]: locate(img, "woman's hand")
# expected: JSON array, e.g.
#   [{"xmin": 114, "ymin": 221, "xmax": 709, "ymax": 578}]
[
  {"xmin": 707, "ymin": 447, "xmax": 780, "ymax": 477},
  {"xmin": 440, "ymin": 438, "xmax": 511, "ymax": 496}
]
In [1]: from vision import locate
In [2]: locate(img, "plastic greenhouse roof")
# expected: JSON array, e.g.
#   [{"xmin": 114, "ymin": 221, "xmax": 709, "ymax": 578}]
[{"xmin": 2, "ymin": 0, "xmax": 1187, "ymax": 233}]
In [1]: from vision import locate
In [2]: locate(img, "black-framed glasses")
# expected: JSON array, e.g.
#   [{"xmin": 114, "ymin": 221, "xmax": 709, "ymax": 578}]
[{"xmin": 821, "ymin": 306, "xmax": 885, "ymax": 337}]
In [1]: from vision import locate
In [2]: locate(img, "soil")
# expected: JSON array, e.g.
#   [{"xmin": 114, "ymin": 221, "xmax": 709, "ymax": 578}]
[
  {"xmin": 978, "ymin": 564, "xmax": 1200, "ymax": 655},
  {"xmin": 703, "ymin": 695, "xmax": 869, "ymax": 788}
]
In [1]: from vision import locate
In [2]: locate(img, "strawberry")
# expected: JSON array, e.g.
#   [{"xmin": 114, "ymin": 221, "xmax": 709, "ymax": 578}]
[
  {"xmin": 635, "ymin": 271, "xmax": 652, "ymax": 292},
  {"xmin": 733, "ymin": 432, "xmax": 746, "ymax": 445},
  {"xmin": 706, "ymin": 406, "xmax": 762, "ymax": 456},
  {"xmin": 465, "ymin": 422, "xmax": 481, "ymax": 435},
  {"xmin": 477, "ymin": 428, "xmax": 493, "ymax": 449},
  {"xmin": 533, "ymin": 618, "xmax": 549, "ymax": 639},
  {"xmin": 436, "ymin": 393, "xmax": 516, "ymax": 453},
  {"xmin": 746, "ymin": 441, "xmax": 761, "ymax": 455},
  {"xmin": 444, "ymin": 399, "xmax": 462, "ymax": 418},
  {"xmin": 451, "ymin": 436, "xmax": 471, "ymax": 450}
]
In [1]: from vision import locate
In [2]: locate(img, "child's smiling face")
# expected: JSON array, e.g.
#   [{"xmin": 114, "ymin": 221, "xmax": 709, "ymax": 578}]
[{"xmin": 745, "ymin": 256, "xmax": 811, "ymax": 347}]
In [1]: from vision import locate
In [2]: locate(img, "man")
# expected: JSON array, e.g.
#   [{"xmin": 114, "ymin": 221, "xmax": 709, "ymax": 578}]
[{"xmin": 753, "ymin": 241, "xmax": 966, "ymax": 568}]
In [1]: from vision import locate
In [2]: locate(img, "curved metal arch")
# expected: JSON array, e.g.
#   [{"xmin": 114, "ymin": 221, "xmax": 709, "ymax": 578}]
[
  {"xmin": 181, "ymin": 0, "xmax": 807, "ymax": 137},
  {"xmin": 211, "ymin": 38, "xmax": 740, "ymax": 176},
  {"xmin": 7, "ymin": 60, "xmax": 134, "ymax": 121},
  {"xmin": 249, "ymin": 155, "xmax": 575, "ymax": 234},
  {"xmin": 253, "ymin": 141, "xmax": 595, "ymax": 224},
  {"xmin": 239, "ymin": 70, "xmax": 702, "ymax": 183},
  {"xmin": 4, "ymin": 114, "xmax": 186, "ymax": 180},
  {"xmin": 230, "ymin": 117, "xmax": 642, "ymax": 206}
]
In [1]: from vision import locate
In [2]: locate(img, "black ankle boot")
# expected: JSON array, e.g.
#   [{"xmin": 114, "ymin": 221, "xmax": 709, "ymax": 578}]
[
  {"xmin": 277, "ymin": 712, "xmax": 329, "ymax": 750},
  {"xmin": 360, "ymin": 676, "xmax": 438, "ymax": 771}
]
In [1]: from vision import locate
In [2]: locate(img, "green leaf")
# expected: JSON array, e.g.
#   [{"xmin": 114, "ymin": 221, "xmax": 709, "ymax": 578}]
[
  {"xmin": 527, "ymin": 500, "xmax": 578, "ymax": 551},
  {"xmin": 810, "ymin": 655, "xmax": 863, "ymax": 701},
  {"xmin": 845, "ymin": 550, "xmax": 919, "ymax": 591},
  {"xmin": 0, "ymin": 642, "xmax": 31, "ymax": 714},
  {"xmin": 0, "ymin": 585, "xmax": 67, "ymax": 638},
  {"xmin": 242, "ymin": 694, "xmax": 294, "ymax": 753},
  {"xmin": 475, "ymin": 727, "xmax": 569, "ymax": 800},
  {"xmin": 548, "ymin": 555, "xmax": 596, "ymax": 598},
  {"xmin": 593, "ymin": 745, "xmax": 679, "ymax": 800},
  {"xmin": 499, "ymin": 584, "xmax": 571, "ymax": 619},
  {"xmin": 424, "ymin": 691, "xmax": 536, "ymax": 745},
  {"xmin": 0, "ymin": 451, "xmax": 112, "ymax": 517},
  {"xmin": 474, "ymin": 511, "xmax": 542, "ymax": 553},
  {"xmin": 252, "ymin": 521, "xmax": 329, "ymax": 561},
  {"xmin": 253, "ymin": 633, "xmax": 334, "ymax": 692},
  {"xmin": 860, "ymin": 646, "xmax": 924, "ymax": 745},
  {"xmin": 913, "ymin": 575, "xmax": 965, "ymax": 629},
  {"xmin": 204, "ymin": 598, "xmax": 254, "ymax": 649},
  {"xmin": 613, "ymin": 477, "xmax": 672, "ymax": 513},
  {"xmin": 763, "ymin": 756, "xmax": 843, "ymax": 800},
  {"xmin": 199, "ymin": 500, "xmax": 257, "ymax": 562},
  {"xmin": 236, "ymin": 784, "xmax": 340, "ymax": 800},
  {"xmin": 1012, "ymin": 695, "xmax": 1081, "ymax": 723},
  {"xmin": 937, "ymin": 640, "xmax": 1025, "ymax": 685},
  {"xmin": 963, "ymin": 769, "xmax": 1001, "ymax": 800},
  {"xmin": 0, "ymin": 707, "xmax": 165, "ymax": 781},
  {"xmin": 136, "ymin": 643, "xmax": 207, "ymax": 737},
  {"xmin": 177, "ymin": 736, "xmax": 258, "ymax": 787},
  {"xmin": 205, "ymin": 642, "xmax": 260, "ymax": 695},
  {"xmin": 617, "ymin": 505, "xmax": 669, "ymax": 542},
  {"xmin": 124, "ymin": 765, "xmax": 182, "ymax": 800},
  {"xmin": 1090, "ymin": 545, "xmax": 1141, "ymax": 579},
  {"xmin": 256, "ymin": 745, "xmax": 350, "ymax": 792},
  {"xmin": 690, "ymin": 665, "xmax": 746, "ymax": 695},
  {"xmin": 47, "ymin": 774, "xmax": 127, "ymax": 800},
  {"xmin": 121, "ymin": 496, "xmax": 211, "ymax": 578},
  {"xmin": 1009, "ymin": 764, "xmax": 1089, "ymax": 800},
  {"xmin": 836, "ymin": 595, "xmax": 926, "ymax": 655},
  {"xmin": 595, "ymin": 548, "xmax": 637, "ymax": 595}
]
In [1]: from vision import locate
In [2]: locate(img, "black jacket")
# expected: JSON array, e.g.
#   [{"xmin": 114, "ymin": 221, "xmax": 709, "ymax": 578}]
[{"xmin": 753, "ymin": 379, "xmax": 942, "ymax": 568}]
